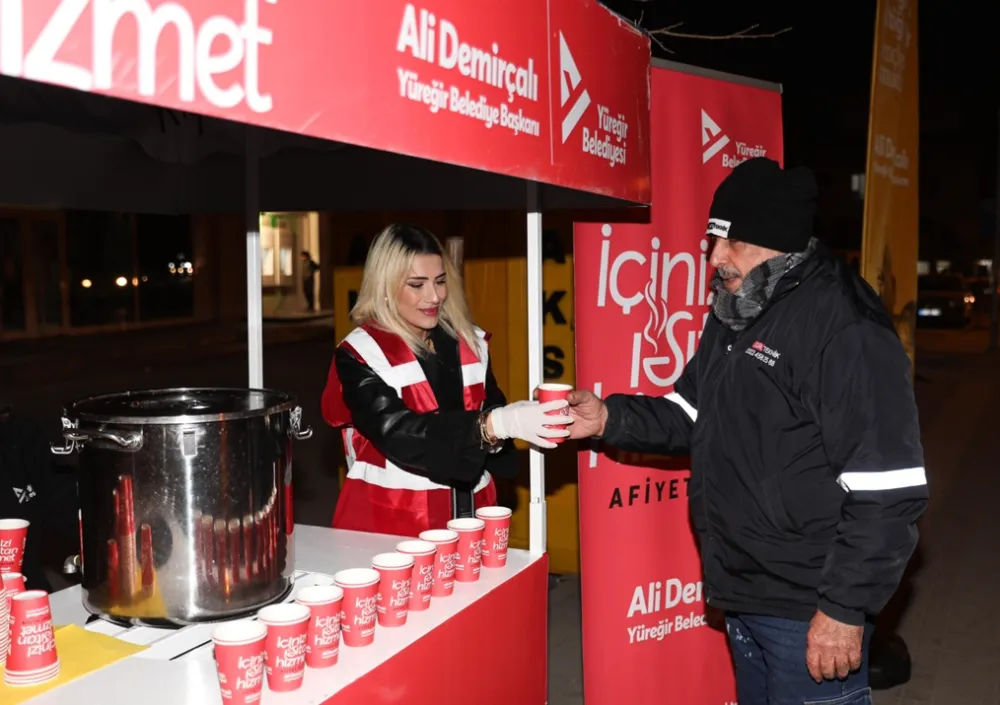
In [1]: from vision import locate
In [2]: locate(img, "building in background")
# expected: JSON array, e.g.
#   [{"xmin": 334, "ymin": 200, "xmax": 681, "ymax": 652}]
[
  {"xmin": 0, "ymin": 208, "xmax": 196, "ymax": 339},
  {"xmin": 259, "ymin": 212, "xmax": 322, "ymax": 320},
  {"xmin": 0, "ymin": 207, "xmax": 560, "ymax": 342},
  {"xmin": 0, "ymin": 208, "xmax": 330, "ymax": 341}
]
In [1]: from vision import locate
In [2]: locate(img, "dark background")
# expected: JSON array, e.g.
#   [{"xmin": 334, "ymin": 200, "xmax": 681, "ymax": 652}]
[{"xmin": 601, "ymin": 0, "xmax": 999, "ymax": 266}]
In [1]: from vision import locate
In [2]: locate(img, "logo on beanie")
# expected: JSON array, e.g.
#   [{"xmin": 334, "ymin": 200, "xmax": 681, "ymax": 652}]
[{"xmin": 706, "ymin": 218, "xmax": 731, "ymax": 239}]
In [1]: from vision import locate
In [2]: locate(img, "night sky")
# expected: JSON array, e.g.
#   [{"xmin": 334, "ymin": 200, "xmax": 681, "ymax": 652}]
[{"xmin": 601, "ymin": 0, "xmax": 1000, "ymax": 258}]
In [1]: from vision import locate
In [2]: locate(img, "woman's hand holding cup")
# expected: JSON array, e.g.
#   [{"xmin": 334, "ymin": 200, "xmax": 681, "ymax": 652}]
[{"xmin": 488, "ymin": 400, "xmax": 572, "ymax": 449}]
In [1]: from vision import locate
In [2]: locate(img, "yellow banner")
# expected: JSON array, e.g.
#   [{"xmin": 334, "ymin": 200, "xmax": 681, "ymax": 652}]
[
  {"xmin": 332, "ymin": 266, "xmax": 364, "ymax": 343},
  {"xmin": 861, "ymin": 0, "xmax": 919, "ymax": 368},
  {"xmin": 541, "ymin": 255, "xmax": 576, "ymax": 388}
]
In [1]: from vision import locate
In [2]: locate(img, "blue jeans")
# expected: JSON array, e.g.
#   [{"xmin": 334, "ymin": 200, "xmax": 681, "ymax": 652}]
[{"xmin": 726, "ymin": 614, "xmax": 873, "ymax": 705}]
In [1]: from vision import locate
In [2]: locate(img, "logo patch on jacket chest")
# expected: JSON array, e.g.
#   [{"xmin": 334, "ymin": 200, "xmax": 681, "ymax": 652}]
[{"xmin": 745, "ymin": 340, "xmax": 781, "ymax": 368}]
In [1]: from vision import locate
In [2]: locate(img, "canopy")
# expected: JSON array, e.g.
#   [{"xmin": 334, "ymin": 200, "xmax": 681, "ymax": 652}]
[{"xmin": 2, "ymin": 0, "xmax": 653, "ymax": 554}]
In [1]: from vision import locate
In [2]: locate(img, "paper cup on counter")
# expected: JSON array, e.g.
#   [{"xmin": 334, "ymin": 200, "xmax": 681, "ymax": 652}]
[
  {"xmin": 333, "ymin": 568, "xmax": 380, "ymax": 647},
  {"xmin": 372, "ymin": 553, "xmax": 415, "ymax": 628},
  {"xmin": 447, "ymin": 518, "xmax": 486, "ymax": 583},
  {"xmin": 419, "ymin": 529, "xmax": 460, "ymax": 597},
  {"xmin": 212, "ymin": 620, "xmax": 267, "ymax": 705},
  {"xmin": 0, "ymin": 577, "xmax": 8, "ymax": 665},
  {"xmin": 258, "ymin": 603, "xmax": 310, "ymax": 692},
  {"xmin": 0, "ymin": 572, "xmax": 21, "ymax": 642},
  {"xmin": 3, "ymin": 571, "xmax": 26, "ymax": 613},
  {"xmin": 475, "ymin": 506, "xmax": 513, "ymax": 568},
  {"xmin": 395, "ymin": 540, "xmax": 437, "ymax": 611},
  {"xmin": 296, "ymin": 585, "xmax": 343, "ymax": 668},
  {"xmin": 0, "ymin": 519, "xmax": 29, "ymax": 574},
  {"xmin": 5, "ymin": 590, "xmax": 59, "ymax": 685},
  {"xmin": 537, "ymin": 383, "xmax": 573, "ymax": 444}
]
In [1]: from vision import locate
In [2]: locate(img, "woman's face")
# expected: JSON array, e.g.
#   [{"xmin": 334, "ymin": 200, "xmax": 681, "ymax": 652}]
[{"xmin": 397, "ymin": 254, "xmax": 447, "ymax": 335}]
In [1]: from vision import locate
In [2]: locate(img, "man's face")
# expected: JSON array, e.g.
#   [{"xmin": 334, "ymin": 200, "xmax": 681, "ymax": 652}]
[{"xmin": 708, "ymin": 237, "xmax": 782, "ymax": 293}]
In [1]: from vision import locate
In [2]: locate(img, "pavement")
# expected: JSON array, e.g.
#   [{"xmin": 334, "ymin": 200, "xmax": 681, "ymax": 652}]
[
  {"xmin": 3, "ymin": 320, "xmax": 996, "ymax": 704},
  {"xmin": 864, "ymin": 330, "xmax": 1000, "ymax": 705}
]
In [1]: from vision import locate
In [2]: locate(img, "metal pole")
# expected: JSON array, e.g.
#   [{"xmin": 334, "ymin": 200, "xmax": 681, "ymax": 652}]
[
  {"xmin": 245, "ymin": 128, "xmax": 264, "ymax": 386},
  {"xmin": 526, "ymin": 182, "xmax": 546, "ymax": 555},
  {"xmin": 991, "ymin": 108, "xmax": 1000, "ymax": 352}
]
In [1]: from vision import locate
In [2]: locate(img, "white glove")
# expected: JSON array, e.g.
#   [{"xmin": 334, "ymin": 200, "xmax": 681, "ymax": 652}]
[{"xmin": 489, "ymin": 400, "xmax": 572, "ymax": 449}]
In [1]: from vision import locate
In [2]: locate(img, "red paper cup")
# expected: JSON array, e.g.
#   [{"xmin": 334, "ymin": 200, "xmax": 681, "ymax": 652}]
[
  {"xmin": 447, "ymin": 518, "xmax": 486, "ymax": 583},
  {"xmin": 395, "ymin": 540, "xmax": 437, "ymax": 611},
  {"xmin": 418, "ymin": 529, "xmax": 460, "ymax": 597},
  {"xmin": 372, "ymin": 553, "xmax": 415, "ymax": 628},
  {"xmin": 258, "ymin": 603, "xmax": 309, "ymax": 693},
  {"xmin": 1, "ymin": 572, "xmax": 22, "ymax": 627},
  {"xmin": 295, "ymin": 585, "xmax": 343, "ymax": 669},
  {"xmin": 475, "ymin": 506, "xmax": 513, "ymax": 568},
  {"xmin": 212, "ymin": 620, "xmax": 266, "ymax": 705},
  {"xmin": 0, "ymin": 519, "xmax": 29, "ymax": 574},
  {"xmin": 537, "ymin": 383, "xmax": 573, "ymax": 444},
  {"xmin": 333, "ymin": 568, "xmax": 380, "ymax": 647},
  {"xmin": 5, "ymin": 590, "xmax": 58, "ymax": 677},
  {"xmin": 3, "ymin": 572, "xmax": 25, "ymax": 594}
]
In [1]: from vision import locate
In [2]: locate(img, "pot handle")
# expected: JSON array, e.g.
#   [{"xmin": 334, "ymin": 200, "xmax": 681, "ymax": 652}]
[
  {"xmin": 51, "ymin": 418, "xmax": 143, "ymax": 455},
  {"xmin": 63, "ymin": 554, "xmax": 81, "ymax": 575},
  {"xmin": 288, "ymin": 406, "xmax": 313, "ymax": 441}
]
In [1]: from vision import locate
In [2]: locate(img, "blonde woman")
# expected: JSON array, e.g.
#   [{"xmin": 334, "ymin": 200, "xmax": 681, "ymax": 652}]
[{"xmin": 321, "ymin": 224, "xmax": 571, "ymax": 536}]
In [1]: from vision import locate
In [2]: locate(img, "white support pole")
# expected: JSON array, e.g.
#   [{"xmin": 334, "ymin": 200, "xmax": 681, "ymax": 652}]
[
  {"xmin": 245, "ymin": 128, "xmax": 264, "ymax": 388},
  {"xmin": 526, "ymin": 183, "xmax": 546, "ymax": 556}
]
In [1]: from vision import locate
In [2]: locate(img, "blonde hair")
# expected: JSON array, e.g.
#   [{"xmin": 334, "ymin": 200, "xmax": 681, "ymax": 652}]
[{"xmin": 350, "ymin": 224, "xmax": 481, "ymax": 358}]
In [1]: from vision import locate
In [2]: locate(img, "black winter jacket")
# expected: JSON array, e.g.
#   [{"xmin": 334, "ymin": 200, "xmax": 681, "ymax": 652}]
[
  {"xmin": 332, "ymin": 326, "xmax": 517, "ymax": 520},
  {"xmin": 600, "ymin": 251, "xmax": 928, "ymax": 626}
]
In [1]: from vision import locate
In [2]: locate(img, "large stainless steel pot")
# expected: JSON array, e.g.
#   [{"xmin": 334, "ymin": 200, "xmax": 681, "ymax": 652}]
[{"xmin": 52, "ymin": 388, "xmax": 312, "ymax": 626}]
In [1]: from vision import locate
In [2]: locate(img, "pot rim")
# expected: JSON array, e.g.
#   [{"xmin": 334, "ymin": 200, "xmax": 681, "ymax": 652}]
[{"xmin": 62, "ymin": 387, "xmax": 301, "ymax": 425}]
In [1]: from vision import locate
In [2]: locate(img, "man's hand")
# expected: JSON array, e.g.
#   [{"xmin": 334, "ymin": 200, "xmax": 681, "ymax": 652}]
[
  {"xmin": 565, "ymin": 390, "xmax": 608, "ymax": 439},
  {"xmin": 806, "ymin": 610, "xmax": 864, "ymax": 683}
]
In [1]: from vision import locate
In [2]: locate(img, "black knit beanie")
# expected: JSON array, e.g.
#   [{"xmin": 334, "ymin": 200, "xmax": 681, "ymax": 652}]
[{"xmin": 705, "ymin": 157, "xmax": 818, "ymax": 253}]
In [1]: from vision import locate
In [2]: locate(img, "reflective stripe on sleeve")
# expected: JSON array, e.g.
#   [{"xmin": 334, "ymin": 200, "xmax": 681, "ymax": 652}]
[
  {"xmin": 837, "ymin": 467, "xmax": 927, "ymax": 492},
  {"xmin": 665, "ymin": 392, "xmax": 697, "ymax": 423}
]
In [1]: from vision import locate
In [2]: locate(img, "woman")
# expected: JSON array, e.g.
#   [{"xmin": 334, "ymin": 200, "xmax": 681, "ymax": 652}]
[{"xmin": 321, "ymin": 224, "xmax": 570, "ymax": 536}]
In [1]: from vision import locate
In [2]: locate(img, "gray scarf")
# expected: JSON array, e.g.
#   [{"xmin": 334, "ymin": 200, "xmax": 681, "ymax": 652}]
[{"xmin": 711, "ymin": 238, "xmax": 817, "ymax": 331}]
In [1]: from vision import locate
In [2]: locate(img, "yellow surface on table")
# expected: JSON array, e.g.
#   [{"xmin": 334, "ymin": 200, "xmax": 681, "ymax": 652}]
[{"xmin": 0, "ymin": 625, "xmax": 147, "ymax": 704}]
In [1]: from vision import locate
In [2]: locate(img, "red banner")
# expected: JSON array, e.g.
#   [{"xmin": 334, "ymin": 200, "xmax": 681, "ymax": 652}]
[
  {"xmin": 5, "ymin": 0, "xmax": 650, "ymax": 204},
  {"xmin": 573, "ymin": 65, "xmax": 784, "ymax": 705}
]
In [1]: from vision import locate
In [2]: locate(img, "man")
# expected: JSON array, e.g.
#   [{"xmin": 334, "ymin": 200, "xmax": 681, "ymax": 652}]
[
  {"xmin": 567, "ymin": 158, "xmax": 928, "ymax": 705},
  {"xmin": 301, "ymin": 250, "xmax": 319, "ymax": 312}
]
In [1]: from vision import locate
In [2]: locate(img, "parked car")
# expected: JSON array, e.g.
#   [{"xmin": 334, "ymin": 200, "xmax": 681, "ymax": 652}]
[
  {"xmin": 964, "ymin": 275, "xmax": 997, "ymax": 314},
  {"xmin": 916, "ymin": 274, "xmax": 974, "ymax": 328}
]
